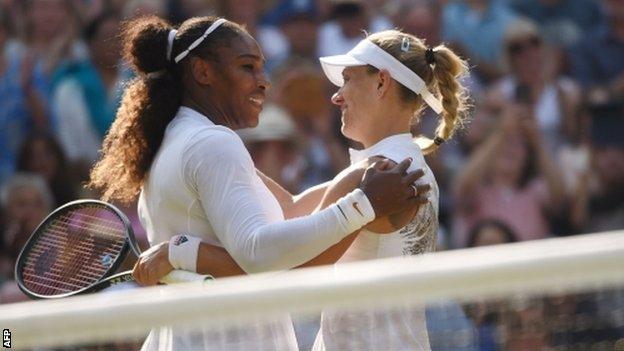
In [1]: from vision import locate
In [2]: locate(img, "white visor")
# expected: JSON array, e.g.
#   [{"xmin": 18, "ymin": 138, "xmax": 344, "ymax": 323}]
[{"xmin": 319, "ymin": 39, "xmax": 443, "ymax": 114}]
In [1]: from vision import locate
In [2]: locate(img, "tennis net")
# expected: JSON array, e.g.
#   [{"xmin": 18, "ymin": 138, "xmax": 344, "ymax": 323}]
[{"xmin": 2, "ymin": 230, "xmax": 623, "ymax": 350}]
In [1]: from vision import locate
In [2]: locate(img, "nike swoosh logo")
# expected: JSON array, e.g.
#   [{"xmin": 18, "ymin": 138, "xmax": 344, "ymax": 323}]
[{"xmin": 352, "ymin": 202, "xmax": 363, "ymax": 216}]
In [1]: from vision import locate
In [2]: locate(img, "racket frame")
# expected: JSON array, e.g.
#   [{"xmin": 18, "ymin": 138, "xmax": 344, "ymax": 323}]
[{"xmin": 15, "ymin": 199, "xmax": 135, "ymax": 299}]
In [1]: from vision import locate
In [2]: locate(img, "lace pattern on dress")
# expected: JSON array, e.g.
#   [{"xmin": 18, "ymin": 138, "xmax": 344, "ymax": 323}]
[{"xmin": 400, "ymin": 203, "xmax": 437, "ymax": 256}]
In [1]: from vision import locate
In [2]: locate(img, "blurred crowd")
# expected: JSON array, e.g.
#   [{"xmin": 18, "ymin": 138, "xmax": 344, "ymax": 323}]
[{"xmin": 0, "ymin": 0, "xmax": 623, "ymax": 349}]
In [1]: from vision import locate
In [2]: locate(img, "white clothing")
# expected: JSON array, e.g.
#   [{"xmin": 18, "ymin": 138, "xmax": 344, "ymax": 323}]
[
  {"xmin": 52, "ymin": 79, "xmax": 102, "ymax": 163},
  {"xmin": 312, "ymin": 134, "xmax": 439, "ymax": 351},
  {"xmin": 138, "ymin": 107, "xmax": 371, "ymax": 350},
  {"xmin": 52, "ymin": 71, "xmax": 125, "ymax": 163}
]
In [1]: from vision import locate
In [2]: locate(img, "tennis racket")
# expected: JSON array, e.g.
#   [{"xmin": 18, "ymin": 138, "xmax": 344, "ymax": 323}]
[{"xmin": 15, "ymin": 199, "xmax": 212, "ymax": 299}]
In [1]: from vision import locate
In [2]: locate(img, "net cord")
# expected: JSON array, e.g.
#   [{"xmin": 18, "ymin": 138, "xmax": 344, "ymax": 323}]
[{"xmin": 2, "ymin": 230, "xmax": 624, "ymax": 349}]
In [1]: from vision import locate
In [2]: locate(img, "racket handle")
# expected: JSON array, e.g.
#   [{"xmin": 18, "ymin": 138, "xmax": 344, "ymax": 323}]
[{"xmin": 159, "ymin": 270, "xmax": 214, "ymax": 284}]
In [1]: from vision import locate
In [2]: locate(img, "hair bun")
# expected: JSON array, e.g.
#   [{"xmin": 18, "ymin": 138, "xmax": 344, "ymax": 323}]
[{"xmin": 122, "ymin": 16, "xmax": 172, "ymax": 74}]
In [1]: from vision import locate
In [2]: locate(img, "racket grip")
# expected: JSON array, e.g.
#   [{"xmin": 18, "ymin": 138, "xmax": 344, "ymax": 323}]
[{"xmin": 159, "ymin": 270, "xmax": 214, "ymax": 284}]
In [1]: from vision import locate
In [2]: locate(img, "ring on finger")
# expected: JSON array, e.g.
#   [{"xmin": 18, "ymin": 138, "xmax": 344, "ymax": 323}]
[{"xmin": 411, "ymin": 184, "xmax": 419, "ymax": 197}]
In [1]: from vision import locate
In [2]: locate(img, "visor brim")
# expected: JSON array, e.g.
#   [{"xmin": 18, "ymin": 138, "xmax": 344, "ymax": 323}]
[{"xmin": 319, "ymin": 54, "xmax": 366, "ymax": 87}]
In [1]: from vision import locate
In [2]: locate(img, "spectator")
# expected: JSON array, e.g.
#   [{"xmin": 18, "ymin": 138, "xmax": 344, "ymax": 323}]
[
  {"xmin": 20, "ymin": 0, "xmax": 84, "ymax": 127},
  {"xmin": 426, "ymin": 300, "xmax": 479, "ymax": 351},
  {"xmin": 220, "ymin": 0, "xmax": 289, "ymax": 68},
  {"xmin": 0, "ymin": 6, "xmax": 45, "ymax": 184},
  {"xmin": 273, "ymin": 62, "xmax": 349, "ymax": 190},
  {"xmin": 50, "ymin": 11, "xmax": 124, "ymax": 165},
  {"xmin": 264, "ymin": 0, "xmax": 320, "ymax": 71},
  {"xmin": 388, "ymin": 0, "xmax": 442, "ymax": 46},
  {"xmin": 487, "ymin": 18, "xmax": 581, "ymax": 154},
  {"xmin": 318, "ymin": 0, "xmax": 392, "ymax": 56},
  {"xmin": 238, "ymin": 103, "xmax": 303, "ymax": 193},
  {"xmin": 453, "ymin": 104, "xmax": 566, "ymax": 246},
  {"xmin": 570, "ymin": 0, "xmax": 624, "ymax": 102},
  {"xmin": 463, "ymin": 219, "xmax": 519, "ymax": 350},
  {"xmin": 503, "ymin": 297, "xmax": 550, "ymax": 350},
  {"xmin": 509, "ymin": 0, "xmax": 603, "ymax": 47},
  {"xmin": 16, "ymin": 133, "xmax": 78, "ymax": 207},
  {"xmin": 3, "ymin": 1, "xmax": 81, "ymax": 191},
  {"xmin": 122, "ymin": 0, "xmax": 167, "ymax": 19},
  {"xmin": 545, "ymin": 292, "xmax": 623, "ymax": 350},
  {"xmin": 570, "ymin": 104, "xmax": 624, "ymax": 233},
  {"xmin": 456, "ymin": 95, "xmax": 498, "ymax": 156},
  {"xmin": 467, "ymin": 219, "xmax": 518, "ymax": 247},
  {"xmin": 0, "ymin": 173, "xmax": 53, "ymax": 303},
  {"xmin": 442, "ymin": 0, "xmax": 517, "ymax": 83}
]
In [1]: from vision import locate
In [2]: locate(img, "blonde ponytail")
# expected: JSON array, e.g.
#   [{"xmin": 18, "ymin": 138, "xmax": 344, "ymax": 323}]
[
  {"xmin": 367, "ymin": 30, "xmax": 470, "ymax": 155},
  {"xmin": 419, "ymin": 45, "xmax": 470, "ymax": 154}
]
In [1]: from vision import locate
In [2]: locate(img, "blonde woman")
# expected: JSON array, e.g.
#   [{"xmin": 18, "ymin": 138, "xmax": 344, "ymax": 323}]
[
  {"xmin": 133, "ymin": 29, "xmax": 469, "ymax": 350},
  {"xmin": 310, "ymin": 29, "xmax": 469, "ymax": 351}
]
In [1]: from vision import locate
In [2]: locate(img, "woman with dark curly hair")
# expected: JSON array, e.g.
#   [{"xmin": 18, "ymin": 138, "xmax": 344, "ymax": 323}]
[{"xmin": 89, "ymin": 15, "xmax": 425, "ymax": 350}]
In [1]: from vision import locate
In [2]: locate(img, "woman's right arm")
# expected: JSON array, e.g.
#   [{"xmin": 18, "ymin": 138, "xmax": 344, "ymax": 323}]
[{"xmin": 187, "ymin": 131, "xmax": 420, "ymax": 274}]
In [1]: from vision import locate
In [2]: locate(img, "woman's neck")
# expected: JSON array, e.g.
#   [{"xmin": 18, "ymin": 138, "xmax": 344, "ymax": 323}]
[
  {"xmin": 181, "ymin": 94, "xmax": 239, "ymax": 129},
  {"xmin": 360, "ymin": 109, "xmax": 413, "ymax": 149}
]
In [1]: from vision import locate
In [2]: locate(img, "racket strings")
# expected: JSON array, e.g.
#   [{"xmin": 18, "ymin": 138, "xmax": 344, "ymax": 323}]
[
  {"xmin": 21, "ymin": 206, "xmax": 128, "ymax": 296},
  {"xmin": 60, "ymin": 210, "xmax": 127, "ymax": 235},
  {"xmin": 35, "ymin": 225, "xmax": 125, "ymax": 255},
  {"xmin": 45, "ymin": 208, "xmax": 115, "ymax": 294},
  {"xmin": 25, "ymin": 243, "xmax": 114, "ymax": 279}
]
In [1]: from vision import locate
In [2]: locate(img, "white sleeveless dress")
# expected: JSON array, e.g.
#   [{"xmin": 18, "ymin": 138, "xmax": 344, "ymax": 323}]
[{"xmin": 312, "ymin": 133, "xmax": 439, "ymax": 351}]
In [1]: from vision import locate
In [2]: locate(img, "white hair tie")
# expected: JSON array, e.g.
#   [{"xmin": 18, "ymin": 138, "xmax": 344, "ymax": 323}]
[{"xmin": 166, "ymin": 29, "xmax": 178, "ymax": 62}]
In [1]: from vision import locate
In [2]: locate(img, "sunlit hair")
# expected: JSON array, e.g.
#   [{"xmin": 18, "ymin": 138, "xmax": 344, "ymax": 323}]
[
  {"xmin": 366, "ymin": 30, "xmax": 470, "ymax": 154},
  {"xmin": 89, "ymin": 15, "xmax": 247, "ymax": 203}
]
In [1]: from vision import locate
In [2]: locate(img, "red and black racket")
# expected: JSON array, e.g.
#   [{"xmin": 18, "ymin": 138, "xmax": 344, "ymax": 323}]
[{"xmin": 15, "ymin": 199, "xmax": 211, "ymax": 299}]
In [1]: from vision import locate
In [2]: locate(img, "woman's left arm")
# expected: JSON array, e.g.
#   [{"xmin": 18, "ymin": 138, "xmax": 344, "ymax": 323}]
[{"xmin": 256, "ymin": 170, "xmax": 330, "ymax": 219}]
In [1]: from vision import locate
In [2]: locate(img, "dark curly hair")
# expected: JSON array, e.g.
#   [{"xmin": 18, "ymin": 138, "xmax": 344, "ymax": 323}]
[{"xmin": 89, "ymin": 15, "xmax": 247, "ymax": 203}]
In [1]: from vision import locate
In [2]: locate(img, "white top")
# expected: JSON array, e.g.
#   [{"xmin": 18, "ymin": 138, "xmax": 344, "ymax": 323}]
[
  {"xmin": 313, "ymin": 134, "xmax": 439, "ymax": 351},
  {"xmin": 138, "ymin": 107, "xmax": 368, "ymax": 351}
]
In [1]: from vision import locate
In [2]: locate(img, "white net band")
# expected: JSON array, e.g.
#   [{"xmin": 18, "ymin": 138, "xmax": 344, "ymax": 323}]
[{"xmin": 2, "ymin": 230, "xmax": 624, "ymax": 350}]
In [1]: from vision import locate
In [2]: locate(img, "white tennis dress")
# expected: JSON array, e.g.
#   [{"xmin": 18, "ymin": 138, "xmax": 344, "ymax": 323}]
[
  {"xmin": 138, "ymin": 107, "xmax": 372, "ymax": 351},
  {"xmin": 312, "ymin": 133, "xmax": 439, "ymax": 351}
]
